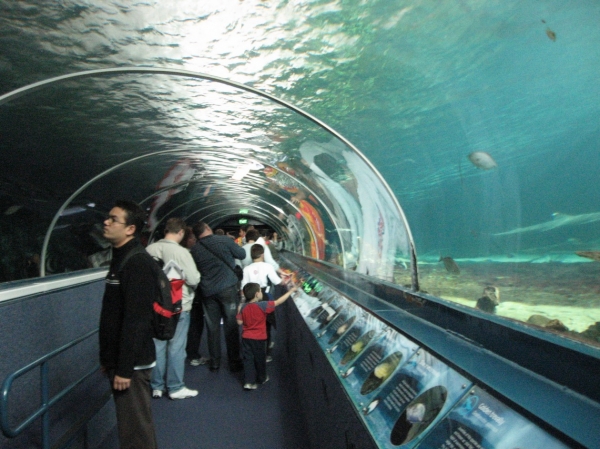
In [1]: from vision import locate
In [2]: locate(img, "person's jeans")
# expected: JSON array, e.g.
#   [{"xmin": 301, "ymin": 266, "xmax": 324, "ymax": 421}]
[
  {"xmin": 151, "ymin": 310, "xmax": 190, "ymax": 393},
  {"xmin": 202, "ymin": 284, "xmax": 242, "ymax": 368}
]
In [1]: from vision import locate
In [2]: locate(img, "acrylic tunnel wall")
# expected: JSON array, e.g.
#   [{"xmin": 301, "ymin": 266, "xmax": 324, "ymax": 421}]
[{"xmin": 0, "ymin": 68, "xmax": 416, "ymax": 288}]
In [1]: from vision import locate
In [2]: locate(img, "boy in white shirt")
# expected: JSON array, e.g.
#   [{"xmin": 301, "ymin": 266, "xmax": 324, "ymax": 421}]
[
  {"xmin": 241, "ymin": 244, "xmax": 282, "ymax": 297},
  {"xmin": 241, "ymin": 244, "xmax": 287, "ymax": 357}
]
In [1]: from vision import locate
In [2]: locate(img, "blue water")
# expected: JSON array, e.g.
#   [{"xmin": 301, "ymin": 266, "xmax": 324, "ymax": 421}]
[{"xmin": 0, "ymin": 1, "xmax": 599, "ymax": 289}]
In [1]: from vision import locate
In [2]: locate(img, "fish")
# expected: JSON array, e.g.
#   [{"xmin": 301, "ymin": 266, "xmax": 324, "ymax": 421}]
[
  {"xmin": 476, "ymin": 287, "xmax": 500, "ymax": 313},
  {"xmin": 546, "ymin": 28, "xmax": 556, "ymax": 41},
  {"xmin": 482, "ymin": 286, "xmax": 500, "ymax": 304},
  {"xmin": 493, "ymin": 211, "xmax": 600, "ymax": 236},
  {"xmin": 576, "ymin": 251, "xmax": 600, "ymax": 262},
  {"xmin": 467, "ymin": 151, "xmax": 497, "ymax": 170},
  {"xmin": 439, "ymin": 256, "xmax": 460, "ymax": 274},
  {"xmin": 4, "ymin": 205, "xmax": 23, "ymax": 215}
]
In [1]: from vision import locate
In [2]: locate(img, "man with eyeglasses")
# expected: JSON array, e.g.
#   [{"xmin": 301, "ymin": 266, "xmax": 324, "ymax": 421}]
[{"xmin": 99, "ymin": 200, "xmax": 158, "ymax": 449}]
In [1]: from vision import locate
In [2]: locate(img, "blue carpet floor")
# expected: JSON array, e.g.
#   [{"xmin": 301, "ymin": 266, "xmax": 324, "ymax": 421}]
[{"xmin": 151, "ymin": 325, "xmax": 308, "ymax": 449}]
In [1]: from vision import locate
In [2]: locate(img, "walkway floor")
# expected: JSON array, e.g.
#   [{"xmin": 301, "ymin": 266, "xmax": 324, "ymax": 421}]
[{"xmin": 150, "ymin": 326, "xmax": 308, "ymax": 449}]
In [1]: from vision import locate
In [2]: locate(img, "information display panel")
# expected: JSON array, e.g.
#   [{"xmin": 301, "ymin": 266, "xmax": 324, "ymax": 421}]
[
  {"xmin": 340, "ymin": 328, "xmax": 419, "ymax": 398},
  {"xmin": 315, "ymin": 302, "xmax": 360, "ymax": 350},
  {"xmin": 415, "ymin": 386, "xmax": 572, "ymax": 449},
  {"xmin": 361, "ymin": 349, "xmax": 472, "ymax": 448},
  {"xmin": 300, "ymin": 290, "xmax": 347, "ymax": 334},
  {"xmin": 289, "ymin": 273, "xmax": 574, "ymax": 449},
  {"xmin": 326, "ymin": 312, "xmax": 385, "ymax": 366}
]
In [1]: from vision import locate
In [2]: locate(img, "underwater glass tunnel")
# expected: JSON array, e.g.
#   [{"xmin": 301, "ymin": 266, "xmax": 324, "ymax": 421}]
[{"xmin": 0, "ymin": 0, "xmax": 599, "ymax": 348}]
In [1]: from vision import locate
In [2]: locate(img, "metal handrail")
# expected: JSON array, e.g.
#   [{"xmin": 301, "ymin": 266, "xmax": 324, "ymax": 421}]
[{"xmin": 0, "ymin": 328, "xmax": 102, "ymax": 449}]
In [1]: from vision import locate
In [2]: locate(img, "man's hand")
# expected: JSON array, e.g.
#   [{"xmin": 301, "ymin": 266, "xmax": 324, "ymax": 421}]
[{"xmin": 113, "ymin": 375, "xmax": 131, "ymax": 391}]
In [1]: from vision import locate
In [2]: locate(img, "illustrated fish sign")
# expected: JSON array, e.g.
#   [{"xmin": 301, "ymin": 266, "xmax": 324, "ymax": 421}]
[
  {"xmin": 296, "ymin": 200, "xmax": 325, "ymax": 259},
  {"xmin": 467, "ymin": 151, "xmax": 497, "ymax": 170},
  {"xmin": 147, "ymin": 159, "xmax": 196, "ymax": 231}
]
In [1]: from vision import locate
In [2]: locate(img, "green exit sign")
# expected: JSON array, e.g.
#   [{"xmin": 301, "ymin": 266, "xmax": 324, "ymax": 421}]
[
  {"xmin": 239, "ymin": 218, "xmax": 248, "ymax": 224},
  {"xmin": 239, "ymin": 209, "xmax": 249, "ymax": 214}
]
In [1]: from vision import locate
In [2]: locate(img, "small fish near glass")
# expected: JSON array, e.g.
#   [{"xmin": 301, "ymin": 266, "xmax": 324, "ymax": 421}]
[{"xmin": 439, "ymin": 256, "xmax": 460, "ymax": 274}]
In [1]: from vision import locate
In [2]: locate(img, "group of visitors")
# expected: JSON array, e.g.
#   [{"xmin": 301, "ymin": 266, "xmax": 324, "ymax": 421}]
[{"xmin": 98, "ymin": 200, "xmax": 295, "ymax": 449}]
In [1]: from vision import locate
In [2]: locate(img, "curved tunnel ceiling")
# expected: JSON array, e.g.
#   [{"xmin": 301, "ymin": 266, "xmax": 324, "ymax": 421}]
[{"xmin": 0, "ymin": 68, "xmax": 415, "ymax": 285}]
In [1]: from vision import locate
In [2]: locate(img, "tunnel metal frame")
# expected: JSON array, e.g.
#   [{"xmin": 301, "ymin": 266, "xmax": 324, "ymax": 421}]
[{"xmin": 0, "ymin": 67, "xmax": 419, "ymax": 289}]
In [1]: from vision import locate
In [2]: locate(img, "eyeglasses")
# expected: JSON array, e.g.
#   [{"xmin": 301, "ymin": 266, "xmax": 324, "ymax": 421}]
[{"xmin": 105, "ymin": 215, "xmax": 127, "ymax": 225}]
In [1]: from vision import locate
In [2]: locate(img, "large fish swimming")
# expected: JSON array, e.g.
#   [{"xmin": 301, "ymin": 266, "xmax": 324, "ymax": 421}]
[
  {"xmin": 468, "ymin": 151, "xmax": 497, "ymax": 170},
  {"xmin": 576, "ymin": 251, "xmax": 600, "ymax": 262},
  {"xmin": 493, "ymin": 211, "xmax": 600, "ymax": 236}
]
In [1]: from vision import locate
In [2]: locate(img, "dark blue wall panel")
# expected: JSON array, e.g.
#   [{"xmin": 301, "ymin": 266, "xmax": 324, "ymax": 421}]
[{"xmin": 0, "ymin": 277, "xmax": 110, "ymax": 449}]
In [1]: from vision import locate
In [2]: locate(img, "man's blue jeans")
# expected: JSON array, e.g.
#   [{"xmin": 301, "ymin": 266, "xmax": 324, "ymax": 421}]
[{"xmin": 151, "ymin": 310, "xmax": 190, "ymax": 393}]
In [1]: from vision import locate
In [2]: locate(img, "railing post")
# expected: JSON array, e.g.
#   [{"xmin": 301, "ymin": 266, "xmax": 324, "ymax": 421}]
[{"xmin": 41, "ymin": 361, "xmax": 50, "ymax": 449}]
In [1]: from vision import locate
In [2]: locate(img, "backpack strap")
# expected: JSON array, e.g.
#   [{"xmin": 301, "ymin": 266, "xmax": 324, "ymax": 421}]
[{"xmin": 117, "ymin": 245, "xmax": 148, "ymax": 273}]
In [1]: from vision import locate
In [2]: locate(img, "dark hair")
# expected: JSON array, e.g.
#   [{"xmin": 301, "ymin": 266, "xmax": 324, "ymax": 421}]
[
  {"xmin": 239, "ymin": 225, "xmax": 247, "ymax": 233},
  {"xmin": 193, "ymin": 221, "xmax": 209, "ymax": 238},
  {"xmin": 114, "ymin": 200, "xmax": 146, "ymax": 237},
  {"xmin": 180, "ymin": 226, "xmax": 195, "ymax": 248},
  {"xmin": 243, "ymin": 283, "xmax": 261, "ymax": 301},
  {"xmin": 165, "ymin": 217, "xmax": 186, "ymax": 235},
  {"xmin": 251, "ymin": 243, "xmax": 264, "ymax": 260},
  {"xmin": 246, "ymin": 229, "xmax": 259, "ymax": 242},
  {"xmin": 215, "ymin": 228, "xmax": 225, "ymax": 235}
]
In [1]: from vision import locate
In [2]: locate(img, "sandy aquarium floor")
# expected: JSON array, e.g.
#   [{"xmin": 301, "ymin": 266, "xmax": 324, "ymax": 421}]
[{"xmin": 406, "ymin": 261, "xmax": 600, "ymax": 346}]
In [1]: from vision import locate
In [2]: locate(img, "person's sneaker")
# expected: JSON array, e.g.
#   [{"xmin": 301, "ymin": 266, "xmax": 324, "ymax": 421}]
[
  {"xmin": 169, "ymin": 387, "xmax": 198, "ymax": 400},
  {"xmin": 266, "ymin": 356, "xmax": 273, "ymax": 363},
  {"xmin": 260, "ymin": 376, "xmax": 270, "ymax": 384},
  {"xmin": 268, "ymin": 341, "xmax": 275, "ymax": 349},
  {"xmin": 190, "ymin": 357, "xmax": 210, "ymax": 366},
  {"xmin": 243, "ymin": 383, "xmax": 257, "ymax": 390},
  {"xmin": 152, "ymin": 389, "xmax": 163, "ymax": 399}
]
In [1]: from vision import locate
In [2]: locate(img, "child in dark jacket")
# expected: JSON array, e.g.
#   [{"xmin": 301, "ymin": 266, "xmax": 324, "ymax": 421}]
[{"xmin": 236, "ymin": 282, "xmax": 298, "ymax": 390}]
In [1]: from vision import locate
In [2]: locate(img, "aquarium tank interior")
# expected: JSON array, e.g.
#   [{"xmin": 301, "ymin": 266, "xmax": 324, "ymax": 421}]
[{"xmin": 0, "ymin": 0, "xmax": 599, "ymax": 348}]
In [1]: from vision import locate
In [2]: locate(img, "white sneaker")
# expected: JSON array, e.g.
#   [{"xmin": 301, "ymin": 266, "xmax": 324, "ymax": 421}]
[
  {"xmin": 190, "ymin": 357, "xmax": 209, "ymax": 366},
  {"xmin": 152, "ymin": 389, "xmax": 163, "ymax": 398},
  {"xmin": 169, "ymin": 387, "xmax": 198, "ymax": 400},
  {"xmin": 266, "ymin": 356, "xmax": 273, "ymax": 363},
  {"xmin": 243, "ymin": 383, "xmax": 257, "ymax": 390}
]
